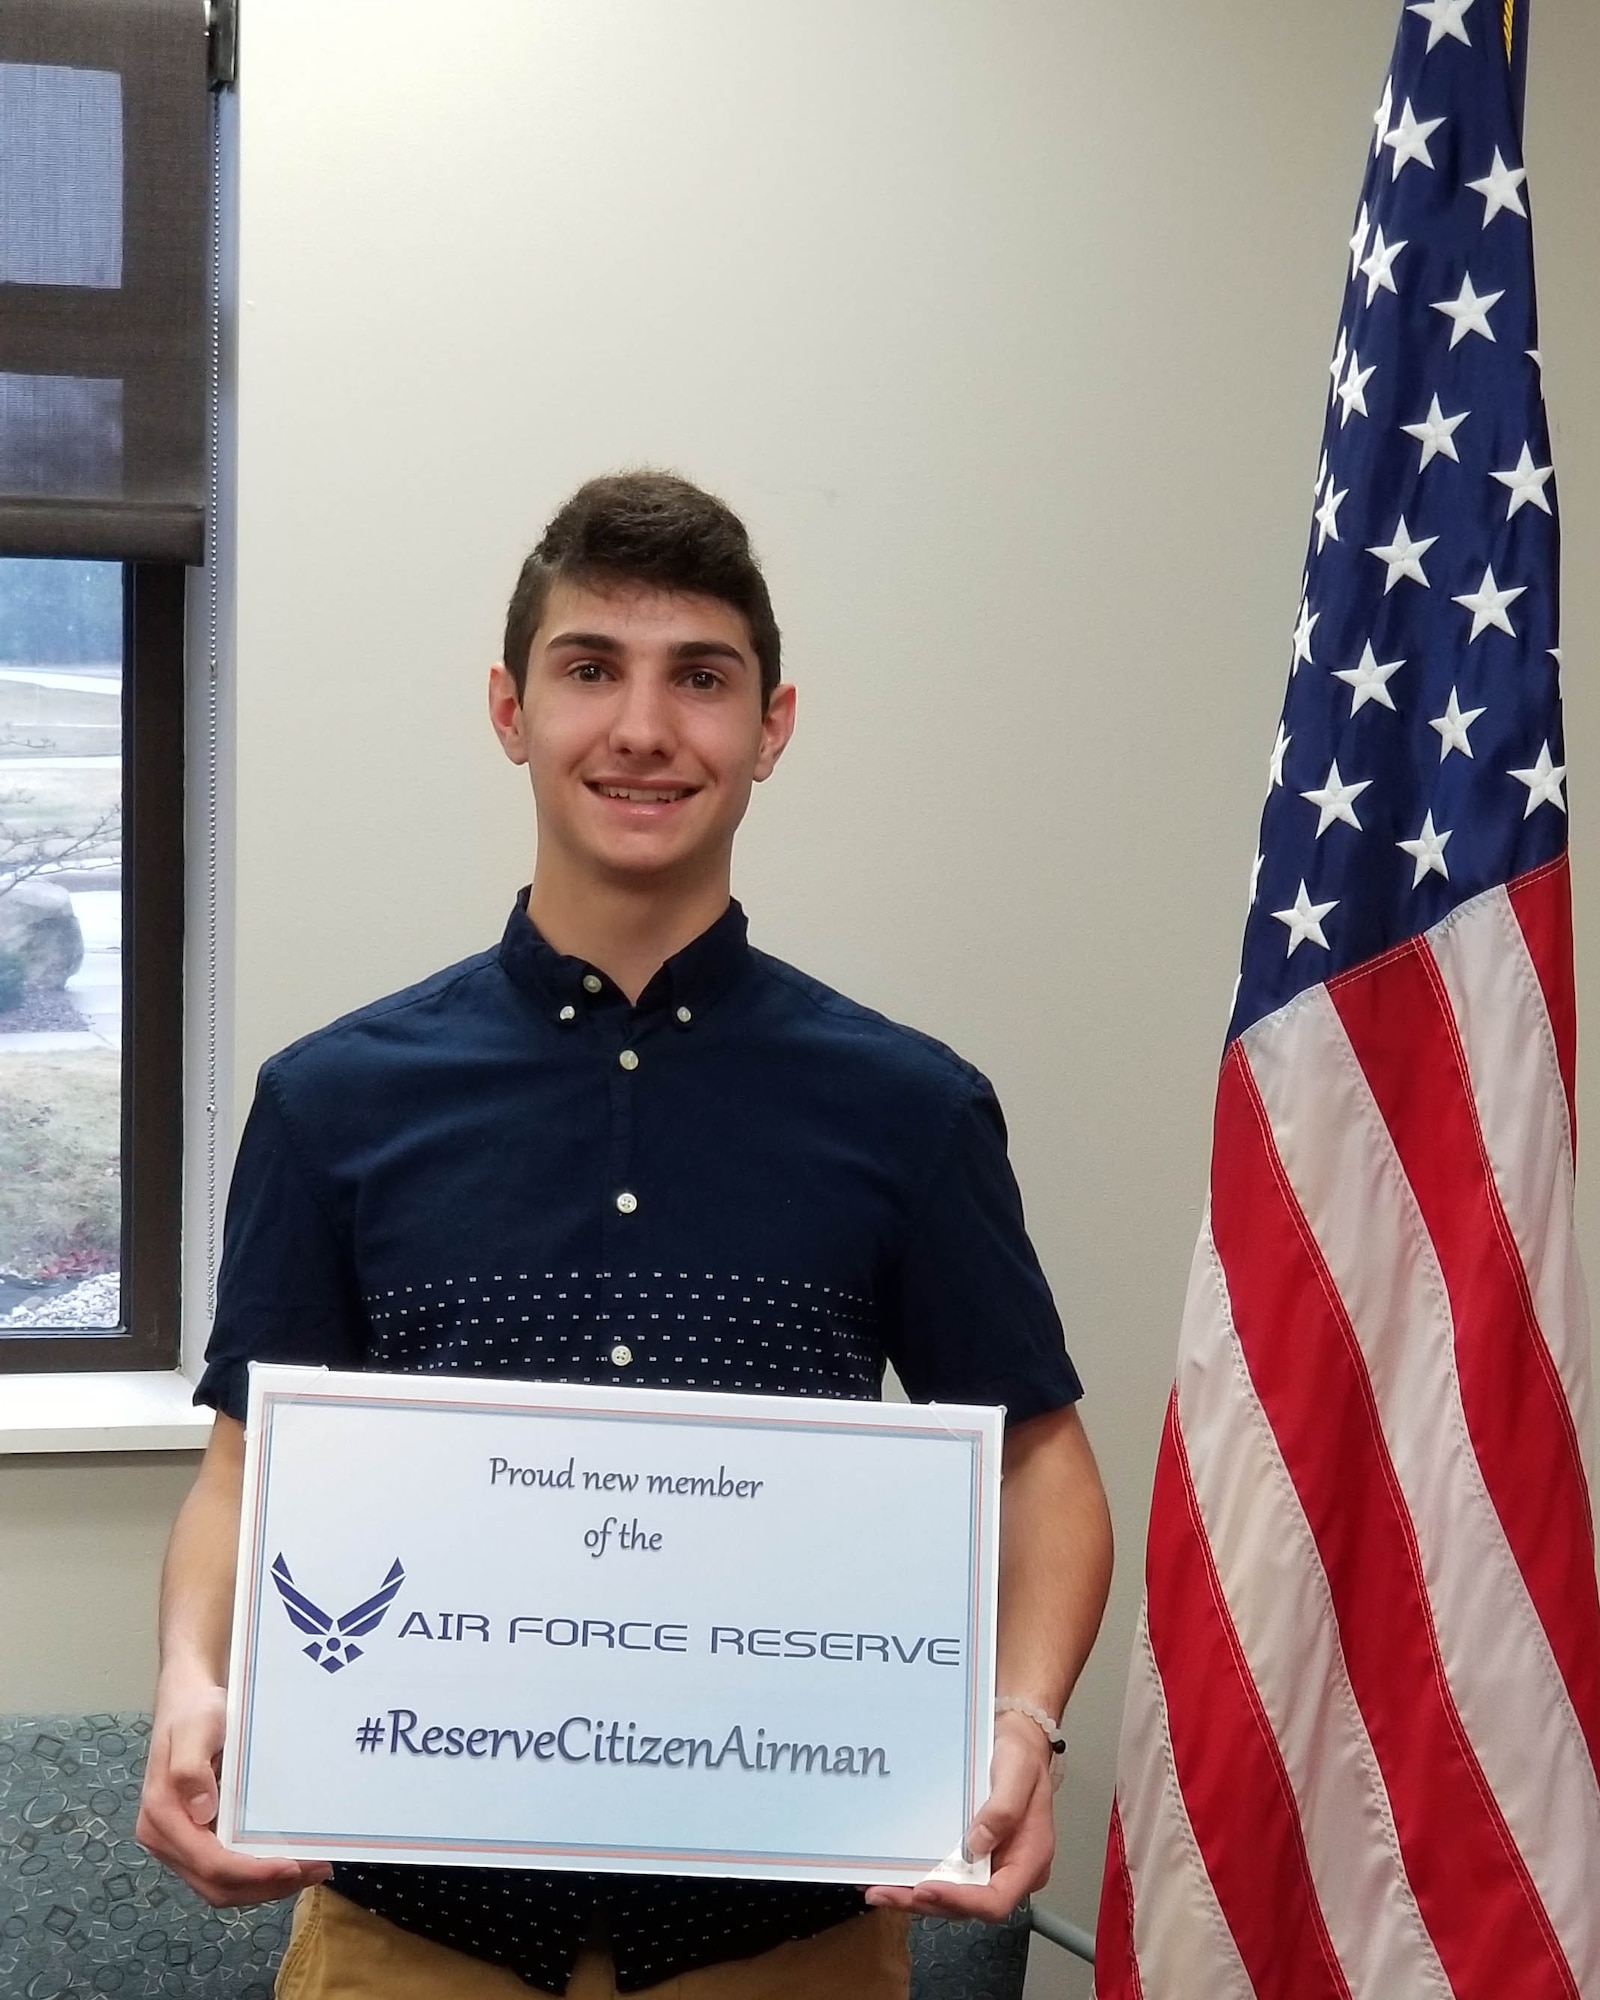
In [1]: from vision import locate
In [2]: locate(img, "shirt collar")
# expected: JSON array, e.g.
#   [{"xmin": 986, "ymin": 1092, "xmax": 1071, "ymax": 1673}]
[{"xmin": 496, "ymin": 889, "xmax": 751, "ymax": 1019}]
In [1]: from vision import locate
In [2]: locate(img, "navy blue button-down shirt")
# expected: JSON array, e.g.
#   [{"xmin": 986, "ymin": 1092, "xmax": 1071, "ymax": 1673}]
[{"xmin": 198, "ymin": 895, "xmax": 1081, "ymax": 1992}]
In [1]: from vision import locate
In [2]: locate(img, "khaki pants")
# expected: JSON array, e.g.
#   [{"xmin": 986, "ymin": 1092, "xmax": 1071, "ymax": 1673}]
[{"xmin": 275, "ymin": 1886, "xmax": 910, "ymax": 2000}]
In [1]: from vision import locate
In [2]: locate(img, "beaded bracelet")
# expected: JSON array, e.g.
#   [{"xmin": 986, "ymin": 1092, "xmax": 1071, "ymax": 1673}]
[{"xmin": 995, "ymin": 1696, "xmax": 1068, "ymax": 1790}]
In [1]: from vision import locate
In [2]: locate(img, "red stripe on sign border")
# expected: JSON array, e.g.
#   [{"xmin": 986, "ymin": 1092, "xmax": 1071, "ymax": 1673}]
[
  {"xmin": 1145, "ymin": 1394, "xmax": 1351, "ymax": 2000},
  {"xmin": 1507, "ymin": 856, "xmax": 1578, "ymax": 1153},
  {"xmin": 1212, "ymin": 1046, "xmax": 1577, "ymax": 2000},
  {"xmin": 1329, "ymin": 941, "xmax": 1600, "ymax": 1771},
  {"xmin": 1093, "ymin": 1799, "xmax": 1144, "ymax": 2000}
]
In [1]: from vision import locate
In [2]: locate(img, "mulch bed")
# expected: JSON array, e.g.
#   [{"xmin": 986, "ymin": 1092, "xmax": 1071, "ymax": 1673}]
[{"xmin": 0, "ymin": 990, "xmax": 88, "ymax": 1033}]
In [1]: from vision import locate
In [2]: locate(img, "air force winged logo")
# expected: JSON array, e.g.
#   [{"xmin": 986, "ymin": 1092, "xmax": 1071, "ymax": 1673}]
[{"xmin": 270, "ymin": 1554, "xmax": 405, "ymax": 1673}]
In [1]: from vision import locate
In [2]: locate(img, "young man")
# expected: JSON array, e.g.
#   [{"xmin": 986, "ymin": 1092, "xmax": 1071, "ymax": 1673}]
[{"xmin": 137, "ymin": 473, "xmax": 1113, "ymax": 1999}]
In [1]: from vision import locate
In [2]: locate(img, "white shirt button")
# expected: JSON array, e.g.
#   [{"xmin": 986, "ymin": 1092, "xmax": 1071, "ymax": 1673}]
[
  {"xmin": 558, "ymin": 1005, "xmax": 576, "ymax": 1022},
  {"xmin": 582, "ymin": 973, "xmax": 603, "ymax": 994},
  {"xmin": 609, "ymin": 1343, "xmax": 633, "ymax": 1367},
  {"xmin": 675, "ymin": 1006, "xmax": 693, "ymax": 1025},
  {"xmin": 619, "ymin": 1049, "xmax": 639, "ymax": 1071},
  {"xmin": 615, "ymin": 1191, "xmax": 638, "ymax": 1215}
]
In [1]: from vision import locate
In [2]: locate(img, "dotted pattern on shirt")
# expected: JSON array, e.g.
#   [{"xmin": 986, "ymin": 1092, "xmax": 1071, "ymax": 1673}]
[
  {"xmin": 331, "ymin": 1864, "xmax": 865, "ymax": 1995},
  {"xmin": 340, "ymin": 1268, "xmax": 878, "ymax": 1992},
  {"xmin": 364, "ymin": 1270, "xmax": 883, "ymax": 1400}
]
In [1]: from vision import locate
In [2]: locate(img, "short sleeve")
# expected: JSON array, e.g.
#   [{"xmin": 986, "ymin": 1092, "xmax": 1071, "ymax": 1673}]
[
  {"xmin": 882, "ymin": 1078, "xmax": 1081, "ymax": 1424},
  {"xmin": 193, "ymin": 1073, "xmax": 366, "ymax": 1420}
]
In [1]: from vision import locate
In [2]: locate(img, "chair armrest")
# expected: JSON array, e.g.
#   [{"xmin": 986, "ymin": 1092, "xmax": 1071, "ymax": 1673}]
[{"xmin": 1029, "ymin": 1905, "xmax": 1096, "ymax": 1964}]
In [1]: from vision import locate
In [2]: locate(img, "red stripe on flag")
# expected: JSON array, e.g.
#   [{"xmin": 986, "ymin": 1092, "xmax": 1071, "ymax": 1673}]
[
  {"xmin": 1507, "ymin": 857, "xmax": 1579, "ymax": 1151},
  {"xmin": 1144, "ymin": 1394, "xmax": 1351, "ymax": 2000},
  {"xmin": 1093, "ymin": 1800, "xmax": 1144, "ymax": 2000},
  {"xmin": 1212, "ymin": 1047, "xmax": 1577, "ymax": 2000},
  {"xmin": 1329, "ymin": 942, "xmax": 1600, "ymax": 1769}
]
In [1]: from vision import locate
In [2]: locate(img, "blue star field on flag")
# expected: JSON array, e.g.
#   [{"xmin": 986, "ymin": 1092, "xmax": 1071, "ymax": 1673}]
[{"xmin": 1231, "ymin": 0, "xmax": 1562, "ymax": 1043}]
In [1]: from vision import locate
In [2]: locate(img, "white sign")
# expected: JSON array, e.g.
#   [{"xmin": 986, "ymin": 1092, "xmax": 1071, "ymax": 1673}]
[{"xmin": 219, "ymin": 1365, "xmax": 1001, "ymax": 1888}]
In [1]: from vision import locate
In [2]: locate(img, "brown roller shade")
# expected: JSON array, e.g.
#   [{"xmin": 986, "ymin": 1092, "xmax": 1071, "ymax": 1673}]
[{"xmin": 0, "ymin": 0, "xmax": 209, "ymax": 563}]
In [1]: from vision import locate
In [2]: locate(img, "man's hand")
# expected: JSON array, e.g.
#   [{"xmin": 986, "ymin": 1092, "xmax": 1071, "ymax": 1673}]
[
  {"xmin": 135, "ymin": 1414, "xmax": 331, "ymax": 1908},
  {"xmin": 136, "ymin": 1669, "xmax": 331, "ymax": 1907},
  {"xmin": 866, "ymin": 1404, "xmax": 1112, "ymax": 1924},
  {"xmin": 863, "ymin": 1710, "xmax": 1056, "ymax": 1920}
]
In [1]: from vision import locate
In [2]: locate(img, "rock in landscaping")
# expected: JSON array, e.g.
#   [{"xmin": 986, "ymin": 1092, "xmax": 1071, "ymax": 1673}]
[{"xmin": 0, "ymin": 880, "xmax": 85, "ymax": 990}]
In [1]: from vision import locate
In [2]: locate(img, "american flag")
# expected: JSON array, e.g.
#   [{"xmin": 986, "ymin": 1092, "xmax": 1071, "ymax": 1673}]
[{"xmin": 1094, "ymin": 4, "xmax": 1600, "ymax": 1996}]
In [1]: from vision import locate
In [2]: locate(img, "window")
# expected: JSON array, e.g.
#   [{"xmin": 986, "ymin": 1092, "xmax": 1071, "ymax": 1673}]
[
  {"xmin": 0, "ymin": 0, "xmax": 215, "ymax": 1377},
  {"xmin": 0, "ymin": 556, "xmax": 182, "ymax": 1368}
]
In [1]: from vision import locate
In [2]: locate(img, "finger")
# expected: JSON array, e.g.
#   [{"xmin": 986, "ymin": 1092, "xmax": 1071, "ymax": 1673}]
[
  {"xmin": 965, "ymin": 1757, "xmax": 1046, "ymax": 1860},
  {"xmin": 866, "ymin": 1878, "xmax": 1011, "ymax": 1919},
  {"xmin": 137, "ymin": 1799, "xmax": 330, "ymax": 1904},
  {"xmin": 905, "ymin": 1855, "xmax": 1039, "ymax": 1923},
  {"xmin": 193, "ymin": 1861, "xmax": 333, "ymax": 1910},
  {"xmin": 913, "ymin": 1800, "xmax": 1056, "ymax": 1920},
  {"xmin": 166, "ymin": 1845, "xmax": 329, "ymax": 1909},
  {"xmin": 163, "ymin": 1718, "xmax": 224, "ymax": 1826}
]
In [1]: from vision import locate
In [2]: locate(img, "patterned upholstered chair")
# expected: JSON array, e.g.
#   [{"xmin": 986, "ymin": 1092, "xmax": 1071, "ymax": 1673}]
[{"xmin": 0, "ymin": 1714, "xmax": 1091, "ymax": 1998}]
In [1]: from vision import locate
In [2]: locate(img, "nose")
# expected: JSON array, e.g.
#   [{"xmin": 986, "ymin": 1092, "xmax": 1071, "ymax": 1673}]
[{"xmin": 609, "ymin": 674, "xmax": 674, "ymax": 759}]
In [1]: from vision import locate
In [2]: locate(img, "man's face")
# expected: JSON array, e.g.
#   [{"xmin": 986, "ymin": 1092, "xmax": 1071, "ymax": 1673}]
[{"xmin": 488, "ymin": 579, "xmax": 794, "ymax": 889}]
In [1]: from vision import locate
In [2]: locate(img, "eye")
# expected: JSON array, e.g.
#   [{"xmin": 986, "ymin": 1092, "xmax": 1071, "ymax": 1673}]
[
  {"xmin": 682, "ymin": 668, "xmax": 724, "ymax": 692},
  {"xmin": 570, "ymin": 659, "xmax": 610, "ymax": 683}
]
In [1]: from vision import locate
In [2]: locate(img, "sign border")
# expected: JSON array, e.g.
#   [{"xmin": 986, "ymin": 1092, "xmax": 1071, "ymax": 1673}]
[{"xmin": 220, "ymin": 1365, "xmax": 1001, "ymax": 1886}]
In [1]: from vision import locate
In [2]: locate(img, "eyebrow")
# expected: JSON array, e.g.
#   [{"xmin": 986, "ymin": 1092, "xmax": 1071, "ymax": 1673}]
[{"xmin": 544, "ymin": 630, "xmax": 750, "ymax": 667}]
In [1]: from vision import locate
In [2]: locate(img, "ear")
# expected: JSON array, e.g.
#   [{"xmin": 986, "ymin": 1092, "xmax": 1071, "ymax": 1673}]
[
  {"xmin": 753, "ymin": 682, "xmax": 797, "ymax": 782},
  {"xmin": 488, "ymin": 661, "xmax": 529, "ymax": 766}
]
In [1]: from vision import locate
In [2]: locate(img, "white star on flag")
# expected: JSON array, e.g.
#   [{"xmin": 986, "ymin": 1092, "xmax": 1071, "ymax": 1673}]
[
  {"xmin": 1360, "ymin": 226, "xmax": 1408, "ymax": 304},
  {"xmin": 1373, "ymin": 74, "xmax": 1394, "ymax": 157},
  {"xmin": 1301, "ymin": 758, "xmax": 1372, "ymax": 836},
  {"xmin": 1429, "ymin": 686, "xmax": 1486, "ymax": 760},
  {"xmin": 1383, "ymin": 97, "xmax": 1445, "ymax": 178},
  {"xmin": 1291, "ymin": 598, "xmax": 1319, "ymax": 672},
  {"xmin": 1491, "ymin": 443, "xmax": 1555, "ymax": 518},
  {"xmin": 1348, "ymin": 205, "xmax": 1371, "ymax": 279},
  {"xmin": 1408, "ymin": 0, "xmax": 1474, "ymax": 51},
  {"xmin": 1249, "ymin": 851, "xmax": 1264, "ymax": 903},
  {"xmin": 1334, "ymin": 642, "xmax": 1405, "ymax": 714},
  {"xmin": 1431, "ymin": 273, "xmax": 1504, "ymax": 347},
  {"xmin": 1272, "ymin": 881, "xmax": 1337, "ymax": 956},
  {"xmin": 1453, "ymin": 565, "xmax": 1526, "ymax": 640},
  {"xmin": 1328, "ymin": 332, "xmax": 1347, "ymax": 397},
  {"xmin": 1268, "ymin": 722, "xmax": 1291, "ymax": 787},
  {"xmin": 1397, "ymin": 810, "xmax": 1453, "ymax": 886},
  {"xmin": 1467, "ymin": 148, "xmax": 1528, "ymax": 226},
  {"xmin": 1337, "ymin": 350, "xmax": 1377, "ymax": 427},
  {"xmin": 1509, "ymin": 742, "xmax": 1567, "ymax": 816},
  {"xmin": 1366, "ymin": 515, "xmax": 1437, "ymax": 591},
  {"xmin": 1314, "ymin": 480, "xmax": 1348, "ymax": 551},
  {"xmin": 1402, "ymin": 394, "xmax": 1469, "ymax": 468}
]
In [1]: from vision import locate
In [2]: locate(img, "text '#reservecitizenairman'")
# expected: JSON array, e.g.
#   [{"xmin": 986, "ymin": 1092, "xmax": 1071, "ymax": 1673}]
[{"xmin": 354, "ymin": 1710, "xmax": 891, "ymax": 1777}]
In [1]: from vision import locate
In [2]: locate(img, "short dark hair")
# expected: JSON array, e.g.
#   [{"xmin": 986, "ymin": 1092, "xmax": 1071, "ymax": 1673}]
[{"xmin": 503, "ymin": 471, "xmax": 782, "ymax": 707}]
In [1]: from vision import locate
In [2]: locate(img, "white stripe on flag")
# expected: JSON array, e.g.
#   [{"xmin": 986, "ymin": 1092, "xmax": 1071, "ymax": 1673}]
[
  {"xmin": 1243, "ymin": 988, "xmax": 1600, "ymax": 1991},
  {"xmin": 1427, "ymin": 886, "xmax": 1595, "ymax": 1475},
  {"xmin": 1113, "ymin": 1602, "xmax": 1255, "ymax": 2000},
  {"xmin": 1175, "ymin": 1222, "xmax": 1453, "ymax": 2000}
]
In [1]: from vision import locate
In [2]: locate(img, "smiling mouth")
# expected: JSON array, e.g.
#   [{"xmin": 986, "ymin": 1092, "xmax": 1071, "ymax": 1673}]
[{"xmin": 588, "ymin": 784, "xmax": 698, "ymax": 803}]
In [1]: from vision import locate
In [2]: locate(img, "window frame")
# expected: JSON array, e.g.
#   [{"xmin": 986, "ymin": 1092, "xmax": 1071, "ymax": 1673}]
[{"xmin": 0, "ymin": 557, "xmax": 184, "ymax": 1374}]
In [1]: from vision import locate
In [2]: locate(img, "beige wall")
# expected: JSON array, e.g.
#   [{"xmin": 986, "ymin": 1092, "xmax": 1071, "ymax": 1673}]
[
  {"xmin": 0, "ymin": 1454, "xmax": 198, "ymax": 1711},
  {"xmin": 3, "ymin": 6, "xmax": 1596, "ymax": 1994}
]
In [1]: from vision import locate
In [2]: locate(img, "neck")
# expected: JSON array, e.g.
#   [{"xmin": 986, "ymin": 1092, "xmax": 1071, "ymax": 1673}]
[{"xmin": 526, "ymin": 859, "xmax": 732, "ymax": 1004}]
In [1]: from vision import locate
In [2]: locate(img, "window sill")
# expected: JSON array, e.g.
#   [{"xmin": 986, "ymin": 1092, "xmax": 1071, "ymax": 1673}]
[{"xmin": 0, "ymin": 1371, "xmax": 213, "ymax": 1454}]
